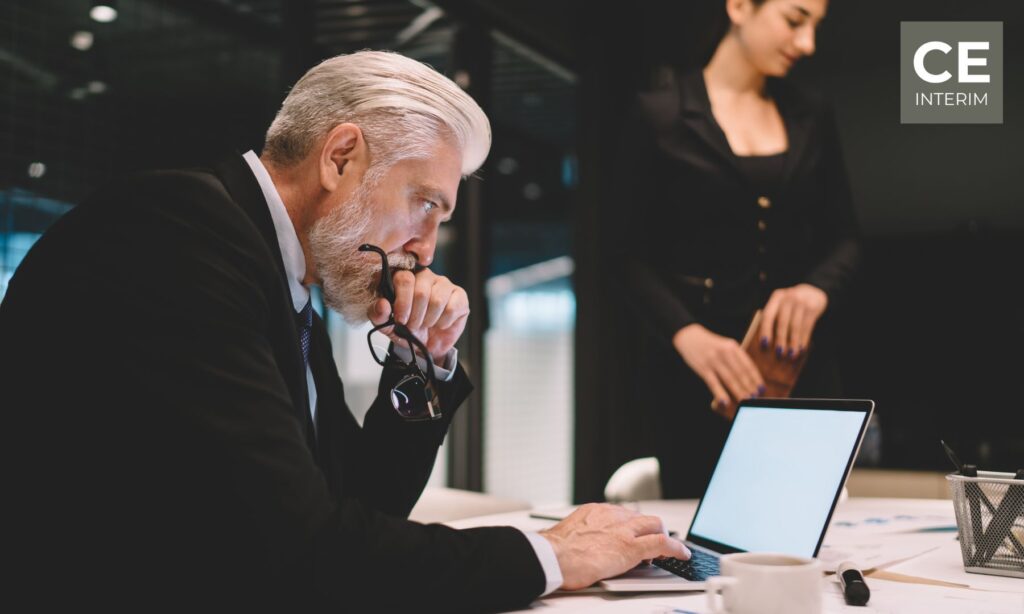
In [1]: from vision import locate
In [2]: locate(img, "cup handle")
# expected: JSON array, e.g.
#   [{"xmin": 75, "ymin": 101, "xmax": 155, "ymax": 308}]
[{"xmin": 705, "ymin": 576, "xmax": 739, "ymax": 614}]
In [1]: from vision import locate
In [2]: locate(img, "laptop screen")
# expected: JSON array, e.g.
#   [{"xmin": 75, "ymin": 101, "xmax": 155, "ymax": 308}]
[{"xmin": 687, "ymin": 402, "xmax": 871, "ymax": 557}]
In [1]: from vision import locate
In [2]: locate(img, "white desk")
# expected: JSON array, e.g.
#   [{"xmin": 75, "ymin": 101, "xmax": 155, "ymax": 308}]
[{"xmin": 449, "ymin": 498, "xmax": 1024, "ymax": 613}]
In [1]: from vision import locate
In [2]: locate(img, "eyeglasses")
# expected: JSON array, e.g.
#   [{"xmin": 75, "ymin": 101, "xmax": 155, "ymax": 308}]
[{"xmin": 359, "ymin": 244, "xmax": 441, "ymax": 421}]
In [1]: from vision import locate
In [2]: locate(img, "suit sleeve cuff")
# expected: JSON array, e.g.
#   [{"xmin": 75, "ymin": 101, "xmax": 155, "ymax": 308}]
[
  {"xmin": 390, "ymin": 345, "xmax": 457, "ymax": 382},
  {"xmin": 521, "ymin": 530, "xmax": 563, "ymax": 596}
]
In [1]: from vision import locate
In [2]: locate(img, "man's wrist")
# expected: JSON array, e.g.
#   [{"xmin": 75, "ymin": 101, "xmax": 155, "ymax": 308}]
[{"xmin": 525, "ymin": 531, "xmax": 564, "ymax": 595}]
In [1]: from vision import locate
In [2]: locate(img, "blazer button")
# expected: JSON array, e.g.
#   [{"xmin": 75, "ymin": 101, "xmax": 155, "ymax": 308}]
[
  {"xmin": 759, "ymin": 271, "xmax": 768, "ymax": 282},
  {"xmin": 757, "ymin": 220, "xmax": 767, "ymax": 231},
  {"xmin": 757, "ymin": 195, "xmax": 772, "ymax": 209}
]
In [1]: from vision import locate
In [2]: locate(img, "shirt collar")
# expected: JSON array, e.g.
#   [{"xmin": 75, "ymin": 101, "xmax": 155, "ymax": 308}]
[{"xmin": 241, "ymin": 150, "xmax": 310, "ymax": 313}]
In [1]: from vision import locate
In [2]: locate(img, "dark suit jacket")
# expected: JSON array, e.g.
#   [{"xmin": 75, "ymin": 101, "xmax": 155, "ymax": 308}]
[
  {"xmin": 620, "ymin": 69, "xmax": 862, "ymax": 344},
  {"xmin": 1, "ymin": 153, "xmax": 544, "ymax": 612}
]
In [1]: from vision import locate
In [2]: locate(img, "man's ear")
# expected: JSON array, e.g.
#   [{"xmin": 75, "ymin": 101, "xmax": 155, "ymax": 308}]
[{"xmin": 318, "ymin": 123, "xmax": 368, "ymax": 192}]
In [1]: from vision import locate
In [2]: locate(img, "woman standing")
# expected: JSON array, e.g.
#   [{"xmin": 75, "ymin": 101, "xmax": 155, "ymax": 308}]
[{"xmin": 622, "ymin": 0, "xmax": 861, "ymax": 497}]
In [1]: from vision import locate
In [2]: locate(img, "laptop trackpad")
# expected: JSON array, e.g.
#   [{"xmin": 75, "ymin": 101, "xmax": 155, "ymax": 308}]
[{"xmin": 599, "ymin": 564, "xmax": 706, "ymax": 592}]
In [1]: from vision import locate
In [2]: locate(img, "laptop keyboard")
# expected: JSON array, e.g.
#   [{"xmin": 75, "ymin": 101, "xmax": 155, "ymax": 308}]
[{"xmin": 653, "ymin": 548, "xmax": 720, "ymax": 581}]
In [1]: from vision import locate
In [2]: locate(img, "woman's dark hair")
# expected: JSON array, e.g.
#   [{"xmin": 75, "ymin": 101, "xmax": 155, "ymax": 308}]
[
  {"xmin": 634, "ymin": 0, "xmax": 771, "ymax": 88},
  {"xmin": 700, "ymin": 0, "xmax": 770, "ymax": 66}
]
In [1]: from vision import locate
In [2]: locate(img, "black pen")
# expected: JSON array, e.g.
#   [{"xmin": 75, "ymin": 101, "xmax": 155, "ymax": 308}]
[
  {"xmin": 837, "ymin": 561, "xmax": 870, "ymax": 606},
  {"xmin": 527, "ymin": 512, "xmax": 566, "ymax": 522}
]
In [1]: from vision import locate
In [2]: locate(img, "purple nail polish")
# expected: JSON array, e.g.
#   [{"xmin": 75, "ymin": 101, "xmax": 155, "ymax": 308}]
[
  {"xmin": 760, "ymin": 337, "xmax": 769, "ymax": 349},
  {"xmin": 786, "ymin": 348, "xmax": 794, "ymax": 359},
  {"xmin": 758, "ymin": 385, "xmax": 767, "ymax": 395},
  {"xmin": 776, "ymin": 346, "xmax": 783, "ymax": 358}
]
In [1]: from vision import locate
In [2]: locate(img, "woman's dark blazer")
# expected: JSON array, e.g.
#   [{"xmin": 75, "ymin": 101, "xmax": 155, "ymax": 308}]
[{"xmin": 621, "ymin": 69, "xmax": 862, "ymax": 344}]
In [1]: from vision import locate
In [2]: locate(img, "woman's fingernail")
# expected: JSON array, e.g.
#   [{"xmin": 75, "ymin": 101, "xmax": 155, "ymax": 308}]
[
  {"xmin": 786, "ymin": 348, "xmax": 794, "ymax": 359},
  {"xmin": 758, "ymin": 385, "xmax": 767, "ymax": 395},
  {"xmin": 776, "ymin": 346, "xmax": 783, "ymax": 358},
  {"xmin": 760, "ymin": 337, "xmax": 769, "ymax": 349}
]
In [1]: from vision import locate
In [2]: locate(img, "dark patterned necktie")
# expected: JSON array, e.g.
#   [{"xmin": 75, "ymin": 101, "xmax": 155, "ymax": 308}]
[{"xmin": 297, "ymin": 299, "xmax": 313, "ymax": 369}]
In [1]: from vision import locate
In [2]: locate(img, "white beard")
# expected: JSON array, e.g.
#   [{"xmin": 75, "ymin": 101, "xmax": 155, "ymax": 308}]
[{"xmin": 307, "ymin": 185, "xmax": 417, "ymax": 324}]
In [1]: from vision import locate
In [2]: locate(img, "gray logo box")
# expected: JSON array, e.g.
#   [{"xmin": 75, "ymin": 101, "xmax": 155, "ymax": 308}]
[{"xmin": 901, "ymin": 22, "xmax": 1002, "ymax": 124}]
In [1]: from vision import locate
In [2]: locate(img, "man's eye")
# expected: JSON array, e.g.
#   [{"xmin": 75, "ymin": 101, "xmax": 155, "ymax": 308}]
[{"xmin": 422, "ymin": 200, "xmax": 438, "ymax": 213}]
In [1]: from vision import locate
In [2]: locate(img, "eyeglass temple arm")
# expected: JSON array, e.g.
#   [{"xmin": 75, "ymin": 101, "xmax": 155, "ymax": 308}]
[
  {"xmin": 402, "ymin": 330, "xmax": 438, "ymax": 384},
  {"xmin": 359, "ymin": 244, "xmax": 438, "ymax": 382},
  {"xmin": 358, "ymin": 244, "xmax": 396, "ymax": 303}
]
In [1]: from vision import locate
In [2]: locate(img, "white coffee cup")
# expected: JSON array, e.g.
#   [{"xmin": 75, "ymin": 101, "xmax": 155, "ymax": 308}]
[{"xmin": 705, "ymin": 552, "xmax": 823, "ymax": 614}]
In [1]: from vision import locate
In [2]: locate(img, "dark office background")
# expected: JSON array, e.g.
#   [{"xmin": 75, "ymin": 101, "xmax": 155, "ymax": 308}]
[
  {"xmin": 2, "ymin": 0, "xmax": 1021, "ymax": 502},
  {"xmin": 575, "ymin": 0, "xmax": 1024, "ymax": 501}
]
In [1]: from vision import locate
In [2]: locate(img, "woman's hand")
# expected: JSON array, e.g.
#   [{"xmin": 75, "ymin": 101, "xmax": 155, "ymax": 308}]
[
  {"xmin": 673, "ymin": 324, "xmax": 765, "ymax": 410},
  {"xmin": 758, "ymin": 283, "xmax": 828, "ymax": 360}
]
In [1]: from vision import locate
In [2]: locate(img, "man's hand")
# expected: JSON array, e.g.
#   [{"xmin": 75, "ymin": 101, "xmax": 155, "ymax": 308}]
[
  {"xmin": 758, "ymin": 283, "xmax": 828, "ymax": 360},
  {"xmin": 673, "ymin": 323, "xmax": 765, "ymax": 411},
  {"xmin": 368, "ymin": 268, "xmax": 469, "ymax": 364},
  {"xmin": 539, "ymin": 503, "xmax": 691, "ymax": 590}
]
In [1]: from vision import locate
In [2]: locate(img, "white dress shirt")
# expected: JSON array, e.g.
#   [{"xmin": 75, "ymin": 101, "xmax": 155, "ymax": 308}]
[{"xmin": 240, "ymin": 151, "xmax": 562, "ymax": 596}]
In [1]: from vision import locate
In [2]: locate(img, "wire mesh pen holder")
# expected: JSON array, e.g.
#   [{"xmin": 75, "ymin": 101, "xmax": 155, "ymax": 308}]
[{"xmin": 947, "ymin": 471, "xmax": 1024, "ymax": 578}]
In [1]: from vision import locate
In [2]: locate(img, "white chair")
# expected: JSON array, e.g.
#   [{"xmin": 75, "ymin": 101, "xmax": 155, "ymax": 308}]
[{"xmin": 604, "ymin": 457, "xmax": 663, "ymax": 503}]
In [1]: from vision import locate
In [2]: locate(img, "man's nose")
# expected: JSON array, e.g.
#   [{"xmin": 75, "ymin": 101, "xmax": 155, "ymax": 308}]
[{"xmin": 404, "ymin": 229, "xmax": 437, "ymax": 267}]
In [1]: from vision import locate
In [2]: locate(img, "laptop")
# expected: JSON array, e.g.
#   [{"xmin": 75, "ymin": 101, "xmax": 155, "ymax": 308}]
[{"xmin": 600, "ymin": 397, "xmax": 874, "ymax": 592}]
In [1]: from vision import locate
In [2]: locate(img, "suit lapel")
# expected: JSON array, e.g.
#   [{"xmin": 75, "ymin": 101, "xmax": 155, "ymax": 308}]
[
  {"xmin": 677, "ymin": 70, "xmax": 739, "ymax": 175},
  {"xmin": 679, "ymin": 70, "xmax": 816, "ymax": 191},
  {"xmin": 209, "ymin": 152, "xmax": 317, "ymax": 451}
]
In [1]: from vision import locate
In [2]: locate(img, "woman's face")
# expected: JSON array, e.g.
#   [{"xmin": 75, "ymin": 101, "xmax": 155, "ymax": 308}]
[{"xmin": 728, "ymin": 0, "xmax": 828, "ymax": 77}]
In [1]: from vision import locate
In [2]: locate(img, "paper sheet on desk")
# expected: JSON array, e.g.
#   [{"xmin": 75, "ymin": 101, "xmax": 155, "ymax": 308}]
[
  {"xmin": 826, "ymin": 510, "xmax": 957, "ymax": 536},
  {"xmin": 885, "ymin": 541, "xmax": 1024, "ymax": 593},
  {"xmin": 822, "ymin": 577, "xmax": 1024, "ymax": 614},
  {"xmin": 818, "ymin": 532, "xmax": 950, "ymax": 571},
  {"xmin": 816, "ymin": 505, "xmax": 959, "ymax": 571}
]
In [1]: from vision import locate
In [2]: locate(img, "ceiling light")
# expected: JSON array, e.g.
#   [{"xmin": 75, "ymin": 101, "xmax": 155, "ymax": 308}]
[
  {"xmin": 28, "ymin": 162, "xmax": 46, "ymax": 179},
  {"xmin": 90, "ymin": 2, "xmax": 118, "ymax": 23},
  {"xmin": 70, "ymin": 31, "xmax": 94, "ymax": 51},
  {"xmin": 497, "ymin": 157, "xmax": 519, "ymax": 175},
  {"xmin": 87, "ymin": 80, "xmax": 107, "ymax": 94},
  {"xmin": 523, "ymin": 182, "xmax": 543, "ymax": 201}
]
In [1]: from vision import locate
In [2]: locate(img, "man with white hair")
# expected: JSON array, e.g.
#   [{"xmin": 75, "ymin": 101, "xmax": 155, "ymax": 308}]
[{"xmin": 1, "ymin": 51, "xmax": 688, "ymax": 611}]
